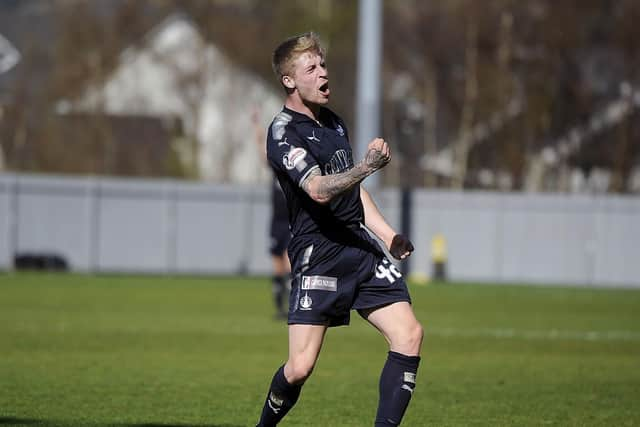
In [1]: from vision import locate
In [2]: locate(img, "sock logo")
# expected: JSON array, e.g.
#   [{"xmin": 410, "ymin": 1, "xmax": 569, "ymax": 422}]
[
  {"xmin": 269, "ymin": 392, "xmax": 284, "ymax": 406},
  {"xmin": 268, "ymin": 400, "xmax": 280, "ymax": 414},
  {"xmin": 403, "ymin": 372, "xmax": 416, "ymax": 384},
  {"xmin": 268, "ymin": 392, "xmax": 284, "ymax": 414},
  {"xmin": 401, "ymin": 384, "xmax": 414, "ymax": 394}
]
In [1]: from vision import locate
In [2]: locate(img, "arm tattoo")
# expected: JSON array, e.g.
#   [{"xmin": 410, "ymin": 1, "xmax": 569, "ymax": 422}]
[
  {"xmin": 301, "ymin": 147, "xmax": 389, "ymax": 202},
  {"xmin": 301, "ymin": 168, "xmax": 323, "ymax": 194},
  {"xmin": 313, "ymin": 163, "xmax": 370, "ymax": 200},
  {"xmin": 364, "ymin": 147, "xmax": 389, "ymax": 170}
]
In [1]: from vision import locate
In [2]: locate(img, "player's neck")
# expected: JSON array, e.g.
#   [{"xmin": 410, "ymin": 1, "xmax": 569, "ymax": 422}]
[{"xmin": 285, "ymin": 97, "xmax": 321, "ymax": 124}]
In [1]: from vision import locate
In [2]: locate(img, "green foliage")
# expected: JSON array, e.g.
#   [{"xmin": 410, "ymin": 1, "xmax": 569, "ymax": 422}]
[{"xmin": 0, "ymin": 273, "xmax": 639, "ymax": 426}]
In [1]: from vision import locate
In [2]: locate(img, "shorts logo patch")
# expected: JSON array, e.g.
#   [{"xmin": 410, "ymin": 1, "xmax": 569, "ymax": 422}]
[
  {"xmin": 299, "ymin": 292, "xmax": 313, "ymax": 310},
  {"xmin": 403, "ymin": 372, "xmax": 416, "ymax": 384},
  {"xmin": 283, "ymin": 147, "xmax": 308, "ymax": 171},
  {"xmin": 301, "ymin": 275, "xmax": 337, "ymax": 292}
]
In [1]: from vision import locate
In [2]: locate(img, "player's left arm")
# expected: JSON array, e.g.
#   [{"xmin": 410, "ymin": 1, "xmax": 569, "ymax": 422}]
[{"xmin": 360, "ymin": 186, "xmax": 414, "ymax": 260}]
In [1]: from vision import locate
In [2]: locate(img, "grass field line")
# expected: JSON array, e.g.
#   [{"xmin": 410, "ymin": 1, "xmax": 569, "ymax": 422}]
[
  {"xmin": 427, "ymin": 326, "xmax": 640, "ymax": 341},
  {"xmin": 7, "ymin": 323, "xmax": 639, "ymax": 342}
]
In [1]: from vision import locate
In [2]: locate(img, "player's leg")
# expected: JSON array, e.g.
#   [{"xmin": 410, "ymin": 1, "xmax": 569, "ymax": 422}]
[
  {"xmin": 360, "ymin": 301, "xmax": 423, "ymax": 426},
  {"xmin": 271, "ymin": 253, "xmax": 289, "ymax": 319},
  {"xmin": 270, "ymin": 221, "xmax": 291, "ymax": 319},
  {"xmin": 256, "ymin": 324, "xmax": 327, "ymax": 426},
  {"xmin": 362, "ymin": 301, "xmax": 423, "ymax": 355}
]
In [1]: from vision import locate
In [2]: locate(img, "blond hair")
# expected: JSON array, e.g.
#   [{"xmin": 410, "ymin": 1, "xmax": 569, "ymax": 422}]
[{"xmin": 272, "ymin": 32, "xmax": 325, "ymax": 85}]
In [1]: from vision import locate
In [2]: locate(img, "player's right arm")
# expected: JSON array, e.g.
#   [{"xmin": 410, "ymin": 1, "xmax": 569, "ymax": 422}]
[
  {"xmin": 360, "ymin": 186, "xmax": 414, "ymax": 259},
  {"xmin": 301, "ymin": 138, "xmax": 390, "ymax": 204}
]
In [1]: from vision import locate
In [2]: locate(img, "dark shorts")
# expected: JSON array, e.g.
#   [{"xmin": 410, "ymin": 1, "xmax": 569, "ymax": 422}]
[
  {"xmin": 287, "ymin": 244, "xmax": 411, "ymax": 327},
  {"xmin": 270, "ymin": 220, "xmax": 291, "ymax": 256}
]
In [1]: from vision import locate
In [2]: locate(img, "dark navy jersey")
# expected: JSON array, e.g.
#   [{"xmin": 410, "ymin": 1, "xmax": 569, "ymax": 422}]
[{"xmin": 266, "ymin": 106, "xmax": 382, "ymax": 264}]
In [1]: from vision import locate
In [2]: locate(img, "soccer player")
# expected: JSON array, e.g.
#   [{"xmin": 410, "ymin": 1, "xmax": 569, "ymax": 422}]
[
  {"xmin": 256, "ymin": 32, "xmax": 423, "ymax": 426},
  {"xmin": 269, "ymin": 174, "xmax": 291, "ymax": 320}
]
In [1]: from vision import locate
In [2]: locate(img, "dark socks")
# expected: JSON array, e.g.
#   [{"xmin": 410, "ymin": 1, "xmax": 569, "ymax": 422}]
[
  {"xmin": 375, "ymin": 351, "xmax": 421, "ymax": 426},
  {"xmin": 257, "ymin": 365, "xmax": 302, "ymax": 427}
]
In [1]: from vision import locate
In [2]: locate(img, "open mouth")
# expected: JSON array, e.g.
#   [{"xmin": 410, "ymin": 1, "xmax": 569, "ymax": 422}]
[{"xmin": 319, "ymin": 82, "xmax": 330, "ymax": 95}]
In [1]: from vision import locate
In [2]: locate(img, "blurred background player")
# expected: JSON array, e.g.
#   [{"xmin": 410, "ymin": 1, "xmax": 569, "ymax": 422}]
[
  {"xmin": 253, "ymin": 108, "xmax": 291, "ymax": 320},
  {"xmin": 269, "ymin": 174, "xmax": 291, "ymax": 320}
]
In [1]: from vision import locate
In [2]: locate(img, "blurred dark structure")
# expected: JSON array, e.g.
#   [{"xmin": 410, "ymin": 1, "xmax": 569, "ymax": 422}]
[{"xmin": 14, "ymin": 252, "xmax": 68, "ymax": 271}]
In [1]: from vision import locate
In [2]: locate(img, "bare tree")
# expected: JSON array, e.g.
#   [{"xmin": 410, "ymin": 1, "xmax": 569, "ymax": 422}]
[{"xmin": 451, "ymin": 16, "xmax": 478, "ymax": 189}]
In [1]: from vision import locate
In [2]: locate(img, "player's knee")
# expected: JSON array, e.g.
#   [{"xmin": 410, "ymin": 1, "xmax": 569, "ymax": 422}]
[
  {"xmin": 412, "ymin": 322, "xmax": 425, "ymax": 350},
  {"xmin": 285, "ymin": 357, "xmax": 316, "ymax": 384},
  {"xmin": 393, "ymin": 321, "xmax": 424, "ymax": 355},
  {"xmin": 406, "ymin": 321, "xmax": 424, "ymax": 352}
]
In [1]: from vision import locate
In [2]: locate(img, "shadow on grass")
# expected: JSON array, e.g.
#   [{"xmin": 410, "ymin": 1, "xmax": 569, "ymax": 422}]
[
  {"xmin": 0, "ymin": 418, "xmax": 42, "ymax": 426},
  {"xmin": 0, "ymin": 417, "xmax": 243, "ymax": 427},
  {"xmin": 116, "ymin": 424, "xmax": 243, "ymax": 427}
]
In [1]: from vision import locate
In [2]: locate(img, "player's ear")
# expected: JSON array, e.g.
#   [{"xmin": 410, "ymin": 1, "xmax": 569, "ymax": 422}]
[{"xmin": 282, "ymin": 75, "xmax": 295, "ymax": 90}]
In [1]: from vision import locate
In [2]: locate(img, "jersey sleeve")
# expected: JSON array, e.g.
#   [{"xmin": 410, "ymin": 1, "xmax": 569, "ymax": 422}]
[{"xmin": 267, "ymin": 128, "xmax": 320, "ymax": 188}]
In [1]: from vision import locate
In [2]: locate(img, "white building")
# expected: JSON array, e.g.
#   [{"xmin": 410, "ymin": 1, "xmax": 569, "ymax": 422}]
[
  {"xmin": 71, "ymin": 14, "xmax": 282, "ymax": 183},
  {"xmin": 0, "ymin": 32, "xmax": 22, "ymax": 171}
]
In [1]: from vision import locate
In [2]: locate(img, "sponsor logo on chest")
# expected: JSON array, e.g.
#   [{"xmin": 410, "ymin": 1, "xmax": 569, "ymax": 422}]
[{"xmin": 324, "ymin": 149, "xmax": 353, "ymax": 175}]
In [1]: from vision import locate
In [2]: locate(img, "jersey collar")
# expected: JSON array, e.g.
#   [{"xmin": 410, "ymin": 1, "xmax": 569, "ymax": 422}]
[{"xmin": 282, "ymin": 106, "xmax": 329, "ymax": 127}]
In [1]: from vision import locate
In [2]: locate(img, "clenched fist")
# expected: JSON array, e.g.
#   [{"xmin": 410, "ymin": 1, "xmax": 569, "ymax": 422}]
[
  {"xmin": 389, "ymin": 234, "xmax": 414, "ymax": 260},
  {"xmin": 364, "ymin": 138, "xmax": 391, "ymax": 172}
]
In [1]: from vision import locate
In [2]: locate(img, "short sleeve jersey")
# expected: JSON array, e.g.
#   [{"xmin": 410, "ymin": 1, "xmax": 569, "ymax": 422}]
[{"xmin": 266, "ymin": 107, "xmax": 374, "ymax": 257}]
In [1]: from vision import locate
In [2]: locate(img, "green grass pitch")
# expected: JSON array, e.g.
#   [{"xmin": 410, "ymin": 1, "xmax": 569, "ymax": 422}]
[{"xmin": 1, "ymin": 273, "xmax": 639, "ymax": 426}]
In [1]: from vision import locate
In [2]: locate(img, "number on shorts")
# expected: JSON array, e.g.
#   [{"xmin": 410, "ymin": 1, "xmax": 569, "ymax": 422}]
[{"xmin": 375, "ymin": 258, "xmax": 402, "ymax": 283}]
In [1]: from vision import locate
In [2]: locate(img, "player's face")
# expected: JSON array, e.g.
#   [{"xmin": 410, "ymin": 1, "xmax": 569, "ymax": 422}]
[{"xmin": 289, "ymin": 51, "xmax": 330, "ymax": 106}]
